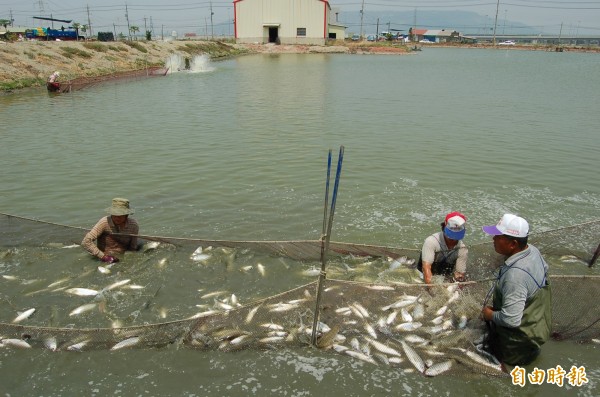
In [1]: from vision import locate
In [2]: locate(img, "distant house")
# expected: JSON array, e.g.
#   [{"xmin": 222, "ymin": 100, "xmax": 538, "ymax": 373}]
[
  {"xmin": 411, "ymin": 28, "xmax": 462, "ymax": 43},
  {"xmin": 234, "ymin": 0, "xmax": 332, "ymax": 45}
]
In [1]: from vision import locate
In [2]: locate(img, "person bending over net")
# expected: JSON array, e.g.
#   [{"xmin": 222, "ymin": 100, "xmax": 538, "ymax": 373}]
[{"xmin": 82, "ymin": 198, "xmax": 140, "ymax": 264}]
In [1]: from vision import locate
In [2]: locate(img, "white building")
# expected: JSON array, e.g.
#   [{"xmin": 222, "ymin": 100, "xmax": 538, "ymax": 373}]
[{"xmin": 234, "ymin": 0, "xmax": 333, "ymax": 45}]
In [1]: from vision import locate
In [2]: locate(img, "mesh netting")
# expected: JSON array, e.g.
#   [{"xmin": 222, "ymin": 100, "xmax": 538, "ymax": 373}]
[
  {"xmin": 51, "ymin": 67, "xmax": 168, "ymax": 93},
  {"xmin": 1, "ymin": 213, "xmax": 598, "ymax": 377}
]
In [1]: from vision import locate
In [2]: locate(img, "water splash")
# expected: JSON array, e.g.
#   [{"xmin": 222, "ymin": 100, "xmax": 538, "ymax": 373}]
[{"xmin": 164, "ymin": 54, "xmax": 215, "ymax": 74}]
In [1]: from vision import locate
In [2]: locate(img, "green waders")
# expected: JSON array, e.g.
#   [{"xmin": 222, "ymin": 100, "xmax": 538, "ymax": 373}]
[{"xmin": 489, "ymin": 278, "xmax": 552, "ymax": 366}]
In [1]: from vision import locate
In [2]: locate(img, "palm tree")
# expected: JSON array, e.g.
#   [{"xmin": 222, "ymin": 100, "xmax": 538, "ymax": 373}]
[
  {"xmin": 81, "ymin": 24, "xmax": 88, "ymax": 40},
  {"xmin": 72, "ymin": 22, "xmax": 81, "ymax": 40},
  {"xmin": 0, "ymin": 19, "xmax": 11, "ymax": 29},
  {"xmin": 129, "ymin": 25, "xmax": 139, "ymax": 40}
]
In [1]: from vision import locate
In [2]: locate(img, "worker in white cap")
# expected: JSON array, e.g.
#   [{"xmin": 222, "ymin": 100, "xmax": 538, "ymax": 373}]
[{"xmin": 481, "ymin": 213, "xmax": 552, "ymax": 366}]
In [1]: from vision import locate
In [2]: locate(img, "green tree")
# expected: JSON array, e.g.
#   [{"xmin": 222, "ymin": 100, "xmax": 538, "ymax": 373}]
[
  {"xmin": 0, "ymin": 19, "xmax": 11, "ymax": 29},
  {"xmin": 72, "ymin": 22, "xmax": 81, "ymax": 40},
  {"xmin": 81, "ymin": 24, "xmax": 88, "ymax": 39},
  {"xmin": 145, "ymin": 30, "xmax": 151, "ymax": 41},
  {"xmin": 129, "ymin": 25, "xmax": 139, "ymax": 40}
]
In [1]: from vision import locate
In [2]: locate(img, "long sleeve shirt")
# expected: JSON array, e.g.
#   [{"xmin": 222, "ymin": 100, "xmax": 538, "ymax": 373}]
[
  {"xmin": 82, "ymin": 216, "xmax": 139, "ymax": 259},
  {"xmin": 492, "ymin": 244, "xmax": 549, "ymax": 328}
]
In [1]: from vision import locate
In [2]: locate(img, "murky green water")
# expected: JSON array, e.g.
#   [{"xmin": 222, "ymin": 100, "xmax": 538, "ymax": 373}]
[{"xmin": 1, "ymin": 48, "xmax": 598, "ymax": 395}]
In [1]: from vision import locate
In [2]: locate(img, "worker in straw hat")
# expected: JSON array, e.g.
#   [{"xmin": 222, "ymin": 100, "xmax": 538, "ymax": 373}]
[
  {"xmin": 48, "ymin": 71, "xmax": 60, "ymax": 83},
  {"xmin": 82, "ymin": 198, "xmax": 140, "ymax": 263},
  {"xmin": 481, "ymin": 213, "xmax": 552, "ymax": 366},
  {"xmin": 417, "ymin": 211, "xmax": 468, "ymax": 284}
]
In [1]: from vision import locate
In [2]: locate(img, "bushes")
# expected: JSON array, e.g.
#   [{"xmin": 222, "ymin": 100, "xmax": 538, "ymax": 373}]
[
  {"xmin": 122, "ymin": 41, "xmax": 148, "ymax": 53},
  {"xmin": 61, "ymin": 47, "xmax": 93, "ymax": 59},
  {"xmin": 82, "ymin": 42, "xmax": 107, "ymax": 52}
]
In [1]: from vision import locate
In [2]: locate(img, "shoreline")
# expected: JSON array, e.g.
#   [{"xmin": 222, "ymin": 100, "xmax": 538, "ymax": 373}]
[{"xmin": 1, "ymin": 39, "xmax": 598, "ymax": 92}]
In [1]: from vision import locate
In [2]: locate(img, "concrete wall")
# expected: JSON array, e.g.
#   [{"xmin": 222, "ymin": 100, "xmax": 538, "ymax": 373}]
[{"xmin": 235, "ymin": 0, "xmax": 329, "ymax": 45}]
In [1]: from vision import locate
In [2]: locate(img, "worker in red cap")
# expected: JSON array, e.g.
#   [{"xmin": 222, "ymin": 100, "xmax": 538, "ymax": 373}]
[{"xmin": 417, "ymin": 211, "xmax": 468, "ymax": 284}]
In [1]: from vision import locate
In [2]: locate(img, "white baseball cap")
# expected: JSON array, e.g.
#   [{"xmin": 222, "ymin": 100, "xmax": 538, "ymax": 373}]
[
  {"xmin": 482, "ymin": 213, "xmax": 529, "ymax": 238},
  {"xmin": 443, "ymin": 211, "xmax": 466, "ymax": 240}
]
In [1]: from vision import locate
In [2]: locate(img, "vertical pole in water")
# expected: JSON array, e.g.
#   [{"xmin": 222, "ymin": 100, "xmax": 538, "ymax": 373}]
[
  {"xmin": 311, "ymin": 146, "xmax": 344, "ymax": 346},
  {"xmin": 589, "ymin": 242, "xmax": 600, "ymax": 268}
]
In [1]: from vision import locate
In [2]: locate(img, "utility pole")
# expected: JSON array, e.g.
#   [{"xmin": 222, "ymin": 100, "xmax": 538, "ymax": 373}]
[
  {"xmin": 113, "ymin": 23, "xmax": 117, "ymax": 39},
  {"xmin": 376, "ymin": 18, "xmax": 379, "ymax": 38},
  {"xmin": 210, "ymin": 1, "xmax": 214, "ymax": 39},
  {"xmin": 161, "ymin": 24, "xmax": 164, "ymax": 40},
  {"xmin": 558, "ymin": 22, "xmax": 563, "ymax": 47},
  {"xmin": 359, "ymin": 0, "xmax": 365, "ymax": 40},
  {"xmin": 9, "ymin": 9, "xmax": 14, "ymax": 26},
  {"xmin": 503, "ymin": 9, "xmax": 507, "ymax": 35},
  {"xmin": 125, "ymin": 4, "xmax": 131, "ymax": 40},
  {"xmin": 87, "ymin": 4, "xmax": 93, "ymax": 38},
  {"xmin": 492, "ymin": 0, "xmax": 500, "ymax": 45},
  {"xmin": 144, "ymin": 16, "xmax": 147, "ymax": 39}
]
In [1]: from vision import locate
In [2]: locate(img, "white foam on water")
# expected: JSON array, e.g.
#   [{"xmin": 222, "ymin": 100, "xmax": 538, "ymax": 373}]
[
  {"xmin": 164, "ymin": 54, "xmax": 215, "ymax": 74},
  {"xmin": 189, "ymin": 55, "xmax": 215, "ymax": 73}
]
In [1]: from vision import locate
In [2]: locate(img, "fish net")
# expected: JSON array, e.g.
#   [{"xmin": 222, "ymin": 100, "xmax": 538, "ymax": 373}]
[
  {"xmin": 52, "ymin": 67, "xmax": 168, "ymax": 93},
  {"xmin": 1, "ymin": 213, "xmax": 599, "ymax": 377}
]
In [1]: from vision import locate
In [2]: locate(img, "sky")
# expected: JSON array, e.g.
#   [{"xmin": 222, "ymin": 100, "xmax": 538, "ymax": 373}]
[{"xmin": 1, "ymin": 1, "xmax": 599, "ymax": 36}]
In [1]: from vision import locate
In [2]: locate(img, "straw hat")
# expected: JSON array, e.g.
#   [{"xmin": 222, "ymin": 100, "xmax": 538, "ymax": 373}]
[{"xmin": 106, "ymin": 198, "xmax": 134, "ymax": 216}]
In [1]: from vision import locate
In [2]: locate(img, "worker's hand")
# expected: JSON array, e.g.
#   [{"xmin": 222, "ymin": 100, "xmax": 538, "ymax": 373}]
[
  {"xmin": 101, "ymin": 255, "xmax": 119, "ymax": 264},
  {"xmin": 481, "ymin": 306, "xmax": 494, "ymax": 321}
]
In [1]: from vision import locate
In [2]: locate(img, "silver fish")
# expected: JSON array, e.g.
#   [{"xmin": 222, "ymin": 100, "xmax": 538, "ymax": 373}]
[
  {"xmin": 436, "ymin": 305, "xmax": 448, "ymax": 316},
  {"xmin": 268, "ymin": 302, "xmax": 299, "ymax": 312},
  {"xmin": 366, "ymin": 337, "xmax": 402, "ymax": 357},
  {"xmin": 424, "ymin": 360, "xmax": 454, "ymax": 377},
  {"xmin": 229, "ymin": 334, "xmax": 252, "ymax": 345},
  {"xmin": 44, "ymin": 337, "xmax": 58, "ymax": 351},
  {"xmin": 386, "ymin": 310, "xmax": 398, "ymax": 325},
  {"xmin": 97, "ymin": 266, "xmax": 111, "ymax": 274},
  {"xmin": 352, "ymin": 302, "xmax": 370, "ymax": 318},
  {"xmin": 215, "ymin": 301, "xmax": 234, "ymax": 311},
  {"xmin": 259, "ymin": 336, "xmax": 286, "ymax": 343},
  {"xmin": 364, "ymin": 323, "xmax": 378, "ymax": 339},
  {"xmin": 69, "ymin": 303, "xmax": 97, "ymax": 316},
  {"xmin": 345, "ymin": 349, "xmax": 378, "ymax": 365},
  {"xmin": 388, "ymin": 356, "xmax": 404, "ymax": 365},
  {"xmin": 401, "ymin": 340, "xmax": 425, "ymax": 373},
  {"xmin": 110, "ymin": 337, "xmax": 140, "ymax": 350},
  {"xmin": 458, "ymin": 315, "xmax": 468, "ymax": 329},
  {"xmin": 302, "ymin": 266, "xmax": 321, "ymax": 277},
  {"xmin": 431, "ymin": 315, "xmax": 444, "ymax": 325},
  {"xmin": 412, "ymin": 303, "xmax": 425, "ymax": 320},
  {"xmin": 47, "ymin": 277, "xmax": 71, "ymax": 288},
  {"xmin": 453, "ymin": 347, "xmax": 503, "ymax": 372},
  {"xmin": 12, "ymin": 308, "xmax": 35, "ymax": 323},
  {"xmin": 257, "ymin": 263, "xmax": 266, "ymax": 277},
  {"xmin": 67, "ymin": 341, "xmax": 89, "ymax": 351},
  {"xmin": 404, "ymin": 334, "xmax": 428, "ymax": 345},
  {"xmin": 261, "ymin": 323, "xmax": 284, "ymax": 331},
  {"xmin": 104, "ymin": 279, "xmax": 131, "ymax": 291},
  {"xmin": 191, "ymin": 253, "xmax": 211, "ymax": 262},
  {"xmin": 2, "ymin": 275, "xmax": 17, "ymax": 280},
  {"xmin": 365, "ymin": 285, "xmax": 395, "ymax": 291},
  {"xmin": 349, "ymin": 304, "xmax": 365, "ymax": 319},
  {"xmin": 200, "ymin": 290, "xmax": 227, "ymax": 299},
  {"xmin": 1, "ymin": 338, "xmax": 32, "ymax": 349},
  {"xmin": 400, "ymin": 308, "xmax": 413, "ymax": 322},
  {"xmin": 382, "ymin": 295, "xmax": 420, "ymax": 311},
  {"xmin": 395, "ymin": 322, "xmax": 422, "ymax": 332},
  {"xmin": 245, "ymin": 305, "xmax": 261, "ymax": 324},
  {"xmin": 66, "ymin": 288, "xmax": 99, "ymax": 296},
  {"xmin": 332, "ymin": 344, "xmax": 348, "ymax": 353}
]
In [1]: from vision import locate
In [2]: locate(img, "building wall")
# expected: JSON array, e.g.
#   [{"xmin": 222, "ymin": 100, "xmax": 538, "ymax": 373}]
[{"xmin": 235, "ymin": 0, "xmax": 329, "ymax": 45}]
